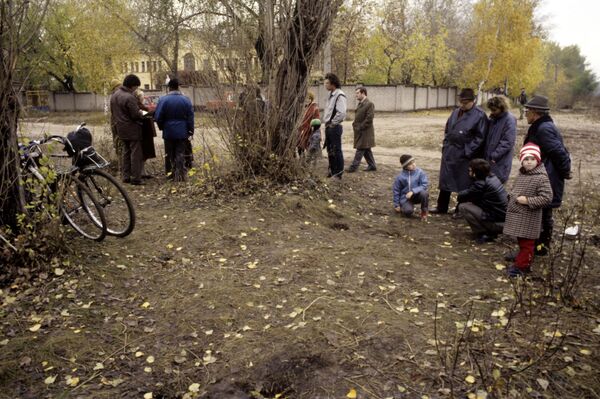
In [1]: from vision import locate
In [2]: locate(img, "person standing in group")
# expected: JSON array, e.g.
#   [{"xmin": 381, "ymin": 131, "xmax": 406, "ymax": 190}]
[
  {"xmin": 347, "ymin": 87, "xmax": 376, "ymax": 173},
  {"xmin": 431, "ymin": 88, "xmax": 488, "ymax": 215},
  {"xmin": 322, "ymin": 73, "xmax": 347, "ymax": 179},
  {"xmin": 154, "ymin": 78, "xmax": 194, "ymax": 182},
  {"xmin": 517, "ymin": 95, "xmax": 571, "ymax": 256},
  {"xmin": 109, "ymin": 79, "xmax": 123, "ymax": 162},
  {"xmin": 518, "ymin": 88, "xmax": 527, "ymax": 120},
  {"xmin": 503, "ymin": 143, "xmax": 553, "ymax": 277},
  {"xmin": 110, "ymin": 74, "xmax": 145, "ymax": 185},
  {"xmin": 134, "ymin": 88, "xmax": 157, "ymax": 179},
  {"xmin": 297, "ymin": 91, "xmax": 320, "ymax": 157},
  {"xmin": 483, "ymin": 96, "xmax": 516, "ymax": 184}
]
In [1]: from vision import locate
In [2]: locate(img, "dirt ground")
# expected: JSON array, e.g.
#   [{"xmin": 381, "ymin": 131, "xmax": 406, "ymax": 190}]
[{"xmin": 2, "ymin": 111, "xmax": 600, "ymax": 398}]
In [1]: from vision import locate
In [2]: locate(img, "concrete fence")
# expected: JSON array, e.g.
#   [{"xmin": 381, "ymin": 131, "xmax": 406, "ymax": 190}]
[{"xmin": 45, "ymin": 85, "xmax": 495, "ymax": 113}]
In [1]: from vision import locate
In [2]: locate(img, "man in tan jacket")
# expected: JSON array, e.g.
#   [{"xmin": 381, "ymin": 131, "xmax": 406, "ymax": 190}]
[{"xmin": 347, "ymin": 87, "xmax": 376, "ymax": 172}]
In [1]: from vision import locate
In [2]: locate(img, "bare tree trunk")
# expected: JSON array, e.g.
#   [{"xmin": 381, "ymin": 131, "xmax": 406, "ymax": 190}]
[
  {"xmin": 268, "ymin": 0, "xmax": 342, "ymax": 159},
  {"xmin": 1, "ymin": 0, "xmax": 49, "ymax": 230}
]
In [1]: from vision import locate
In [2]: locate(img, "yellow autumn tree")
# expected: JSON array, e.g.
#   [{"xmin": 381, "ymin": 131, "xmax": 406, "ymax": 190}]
[{"xmin": 461, "ymin": 0, "xmax": 545, "ymax": 96}]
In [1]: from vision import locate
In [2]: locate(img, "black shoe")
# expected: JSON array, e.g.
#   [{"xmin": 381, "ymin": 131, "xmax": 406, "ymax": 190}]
[
  {"xmin": 475, "ymin": 234, "xmax": 496, "ymax": 244},
  {"xmin": 430, "ymin": 207, "xmax": 448, "ymax": 214},
  {"xmin": 345, "ymin": 167, "xmax": 357, "ymax": 173},
  {"xmin": 130, "ymin": 180, "xmax": 145, "ymax": 186},
  {"xmin": 452, "ymin": 212, "xmax": 463, "ymax": 220},
  {"xmin": 141, "ymin": 174, "xmax": 154, "ymax": 179},
  {"xmin": 504, "ymin": 250, "xmax": 518, "ymax": 262},
  {"xmin": 364, "ymin": 166, "xmax": 377, "ymax": 172},
  {"xmin": 122, "ymin": 178, "xmax": 131, "ymax": 184},
  {"xmin": 535, "ymin": 245, "xmax": 549, "ymax": 256}
]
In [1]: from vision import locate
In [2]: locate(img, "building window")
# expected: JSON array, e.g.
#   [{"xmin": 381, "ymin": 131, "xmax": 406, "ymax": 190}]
[
  {"xmin": 183, "ymin": 53, "xmax": 195, "ymax": 72},
  {"xmin": 144, "ymin": 84, "xmax": 150, "ymax": 90},
  {"xmin": 141, "ymin": 61, "xmax": 145, "ymax": 72},
  {"xmin": 158, "ymin": 61, "xmax": 163, "ymax": 71},
  {"xmin": 130, "ymin": 62, "xmax": 134, "ymax": 72},
  {"xmin": 135, "ymin": 62, "xmax": 139, "ymax": 72},
  {"xmin": 153, "ymin": 61, "xmax": 157, "ymax": 72},
  {"xmin": 203, "ymin": 58, "xmax": 210, "ymax": 71}
]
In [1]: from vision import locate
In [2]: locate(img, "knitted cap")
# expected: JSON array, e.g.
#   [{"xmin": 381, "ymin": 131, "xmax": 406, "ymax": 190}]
[
  {"xmin": 520, "ymin": 143, "xmax": 541, "ymax": 164},
  {"xmin": 310, "ymin": 119, "xmax": 321, "ymax": 127},
  {"xmin": 400, "ymin": 154, "xmax": 415, "ymax": 169}
]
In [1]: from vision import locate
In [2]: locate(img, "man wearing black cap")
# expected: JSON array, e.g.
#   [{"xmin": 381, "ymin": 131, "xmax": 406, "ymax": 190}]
[
  {"xmin": 518, "ymin": 95, "xmax": 571, "ymax": 256},
  {"xmin": 110, "ymin": 74, "xmax": 145, "ymax": 185},
  {"xmin": 431, "ymin": 88, "xmax": 488, "ymax": 215}
]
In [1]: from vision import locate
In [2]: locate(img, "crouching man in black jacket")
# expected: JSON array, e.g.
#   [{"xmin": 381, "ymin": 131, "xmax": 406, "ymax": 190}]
[{"xmin": 457, "ymin": 159, "xmax": 508, "ymax": 244}]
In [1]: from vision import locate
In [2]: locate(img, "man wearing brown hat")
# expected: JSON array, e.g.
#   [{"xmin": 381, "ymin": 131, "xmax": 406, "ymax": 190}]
[
  {"xmin": 431, "ymin": 88, "xmax": 488, "ymax": 215},
  {"xmin": 516, "ymin": 95, "xmax": 571, "ymax": 256}
]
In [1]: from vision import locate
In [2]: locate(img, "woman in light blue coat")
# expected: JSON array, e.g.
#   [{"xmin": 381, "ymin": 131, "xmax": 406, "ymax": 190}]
[{"xmin": 484, "ymin": 96, "xmax": 516, "ymax": 183}]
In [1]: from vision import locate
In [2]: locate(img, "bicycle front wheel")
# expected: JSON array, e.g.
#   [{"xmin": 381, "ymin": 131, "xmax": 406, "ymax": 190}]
[
  {"xmin": 79, "ymin": 169, "xmax": 136, "ymax": 237},
  {"xmin": 59, "ymin": 176, "xmax": 107, "ymax": 241}
]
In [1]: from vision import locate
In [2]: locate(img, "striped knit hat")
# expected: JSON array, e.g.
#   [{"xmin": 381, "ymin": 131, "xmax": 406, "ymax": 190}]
[{"xmin": 520, "ymin": 143, "xmax": 541, "ymax": 164}]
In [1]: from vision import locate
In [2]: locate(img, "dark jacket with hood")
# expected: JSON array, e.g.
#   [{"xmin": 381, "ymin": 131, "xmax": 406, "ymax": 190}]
[
  {"xmin": 110, "ymin": 86, "xmax": 143, "ymax": 141},
  {"xmin": 523, "ymin": 114, "xmax": 571, "ymax": 208},
  {"xmin": 457, "ymin": 174, "xmax": 507, "ymax": 222}
]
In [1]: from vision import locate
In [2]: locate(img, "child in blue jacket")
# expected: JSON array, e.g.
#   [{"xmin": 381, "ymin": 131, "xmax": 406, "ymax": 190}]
[{"xmin": 393, "ymin": 154, "xmax": 429, "ymax": 220}]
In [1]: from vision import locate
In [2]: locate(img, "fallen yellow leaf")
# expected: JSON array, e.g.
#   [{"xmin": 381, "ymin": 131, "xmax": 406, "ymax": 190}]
[
  {"xmin": 29, "ymin": 324, "xmax": 41, "ymax": 332},
  {"xmin": 346, "ymin": 388, "xmax": 357, "ymax": 398},
  {"xmin": 465, "ymin": 375, "xmax": 476, "ymax": 384}
]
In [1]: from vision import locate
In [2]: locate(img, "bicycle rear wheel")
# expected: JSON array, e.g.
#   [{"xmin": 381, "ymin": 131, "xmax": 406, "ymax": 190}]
[
  {"xmin": 79, "ymin": 169, "xmax": 136, "ymax": 237},
  {"xmin": 59, "ymin": 176, "xmax": 107, "ymax": 241}
]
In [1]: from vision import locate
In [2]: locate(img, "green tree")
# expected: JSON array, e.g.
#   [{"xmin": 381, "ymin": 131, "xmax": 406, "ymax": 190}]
[
  {"xmin": 31, "ymin": 0, "xmax": 134, "ymax": 92},
  {"xmin": 330, "ymin": 0, "xmax": 373, "ymax": 84}
]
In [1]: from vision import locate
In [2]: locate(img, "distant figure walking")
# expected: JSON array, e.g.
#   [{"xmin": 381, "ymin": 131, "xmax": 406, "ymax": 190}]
[
  {"xmin": 518, "ymin": 88, "xmax": 527, "ymax": 120},
  {"xmin": 322, "ymin": 73, "xmax": 347, "ymax": 179},
  {"xmin": 154, "ymin": 79, "xmax": 195, "ymax": 182},
  {"xmin": 484, "ymin": 96, "xmax": 516, "ymax": 184},
  {"xmin": 431, "ymin": 88, "xmax": 488, "ymax": 214},
  {"xmin": 347, "ymin": 87, "xmax": 376, "ymax": 173}
]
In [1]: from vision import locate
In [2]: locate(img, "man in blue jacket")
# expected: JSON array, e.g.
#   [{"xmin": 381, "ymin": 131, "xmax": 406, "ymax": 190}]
[
  {"xmin": 521, "ymin": 95, "xmax": 571, "ymax": 255},
  {"xmin": 154, "ymin": 79, "xmax": 194, "ymax": 182}
]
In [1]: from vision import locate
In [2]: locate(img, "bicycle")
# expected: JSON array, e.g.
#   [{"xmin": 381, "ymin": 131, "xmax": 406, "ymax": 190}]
[
  {"xmin": 63, "ymin": 123, "xmax": 136, "ymax": 237},
  {"xmin": 19, "ymin": 136, "xmax": 108, "ymax": 241}
]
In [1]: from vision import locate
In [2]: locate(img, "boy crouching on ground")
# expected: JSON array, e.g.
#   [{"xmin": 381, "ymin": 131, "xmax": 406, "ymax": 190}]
[
  {"xmin": 457, "ymin": 159, "xmax": 507, "ymax": 244},
  {"xmin": 503, "ymin": 143, "xmax": 553, "ymax": 277},
  {"xmin": 393, "ymin": 154, "xmax": 429, "ymax": 220}
]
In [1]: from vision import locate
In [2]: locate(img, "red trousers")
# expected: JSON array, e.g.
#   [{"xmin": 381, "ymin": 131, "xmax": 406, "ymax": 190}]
[{"xmin": 515, "ymin": 238, "xmax": 535, "ymax": 269}]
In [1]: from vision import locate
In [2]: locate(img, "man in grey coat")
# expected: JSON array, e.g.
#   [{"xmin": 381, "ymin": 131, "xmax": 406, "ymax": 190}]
[
  {"xmin": 110, "ymin": 74, "xmax": 145, "ymax": 185},
  {"xmin": 347, "ymin": 87, "xmax": 376, "ymax": 172},
  {"xmin": 431, "ymin": 88, "xmax": 488, "ymax": 214}
]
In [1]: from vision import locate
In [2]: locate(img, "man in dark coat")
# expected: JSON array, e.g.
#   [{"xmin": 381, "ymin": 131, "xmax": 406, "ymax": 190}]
[
  {"xmin": 154, "ymin": 78, "xmax": 195, "ymax": 182},
  {"xmin": 347, "ymin": 87, "xmax": 376, "ymax": 172},
  {"xmin": 431, "ymin": 88, "xmax": 488, "ymax": 214},
  {"xmin": 484, "ymin": 95, "xmax": 516, "ymax": 183},
  {"xmin": 522, "ymin": 95, "xmax": 571, "ymax": 255},
  {"xmin": 110, "ymin": 74, "xmax": 145, "ymax": 185}
]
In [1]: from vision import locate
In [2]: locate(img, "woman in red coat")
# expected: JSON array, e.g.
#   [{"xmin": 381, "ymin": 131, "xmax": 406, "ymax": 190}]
[{"xmin": 297, "ymin": 91, "xmax": 320, "ymax": 156}]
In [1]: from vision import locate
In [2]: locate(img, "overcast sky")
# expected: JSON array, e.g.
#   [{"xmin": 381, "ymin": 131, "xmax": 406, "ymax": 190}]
[{"xmin": 539, "ymin": 0, "xmax": 600, "ymax": 77}]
